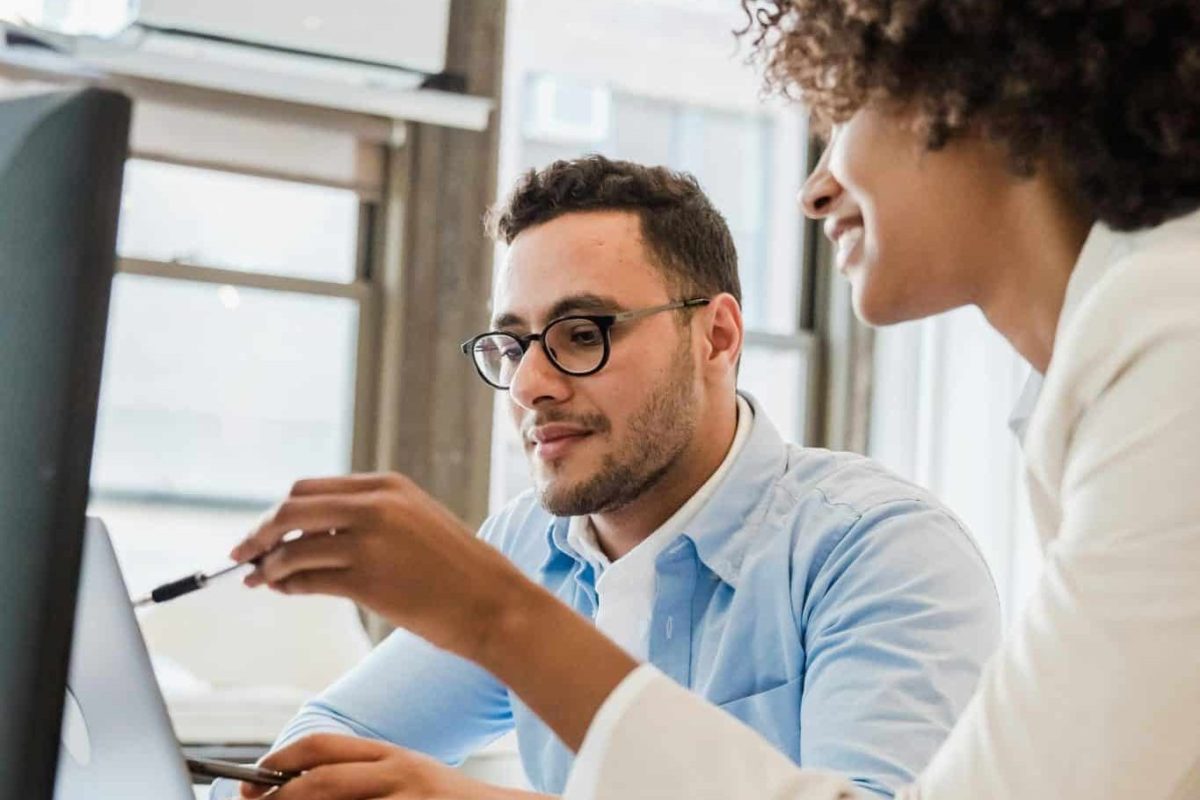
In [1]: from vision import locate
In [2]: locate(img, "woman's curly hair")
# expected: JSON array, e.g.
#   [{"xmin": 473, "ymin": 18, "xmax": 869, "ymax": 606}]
[{"xmin": 740, "ymin": 0, "xmax": 1200, "ymax": 230}]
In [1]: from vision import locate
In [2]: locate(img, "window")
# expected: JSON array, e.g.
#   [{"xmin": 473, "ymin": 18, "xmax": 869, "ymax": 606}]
[
  {"xmin": 92, "ymin": 275, "xmax": 358, "ymax": 502},
  {"xmin": 491, "ymin": 0, "xmax": 815, "ymax": 508},
  {"xmin": 0, "ymin": 0, "xmax": 130, "ymax": 35},
  {"xmin": 88, "ymin": 155, "xmax": 377, "ymax": 746},
  {"xmin": 8, "ymin": 0, "xmax": 508, "ymax": 769},
  {"xmin": 118, "ymin": 160, "xmax": 361, "ymax": 284}
]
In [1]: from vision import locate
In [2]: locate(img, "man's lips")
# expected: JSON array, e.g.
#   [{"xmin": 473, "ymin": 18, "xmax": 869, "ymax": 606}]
[{"xmin": 526, "ymin": 424, "xmax": 594, "ymax": 459}]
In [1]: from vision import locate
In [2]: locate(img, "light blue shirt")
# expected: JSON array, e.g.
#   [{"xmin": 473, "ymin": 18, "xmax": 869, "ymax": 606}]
[{"xmin": 214, "ymin": 395, "xmax": 1000, "ymax": 798}]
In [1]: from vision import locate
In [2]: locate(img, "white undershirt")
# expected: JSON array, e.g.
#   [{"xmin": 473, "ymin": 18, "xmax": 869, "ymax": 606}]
[{"xmin": 565, "ymin": 396, "xmax": 753, "ymax": 659}]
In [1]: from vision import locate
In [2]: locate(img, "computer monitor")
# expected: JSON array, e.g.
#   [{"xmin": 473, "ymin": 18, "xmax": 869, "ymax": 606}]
[{"xmin": 0, "ymin": 87, "xmax": 130, "ymax": 800}]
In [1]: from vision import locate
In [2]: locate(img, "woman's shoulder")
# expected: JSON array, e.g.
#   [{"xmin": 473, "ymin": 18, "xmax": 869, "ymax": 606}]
[{"xmin": 1051, "ymin": 213, "xmax": 1200, "ymax": 403}]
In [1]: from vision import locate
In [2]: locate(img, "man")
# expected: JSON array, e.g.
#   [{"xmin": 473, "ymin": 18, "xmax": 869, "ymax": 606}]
[{"xmin": 223, "ymin": 156, "xmax": 999, "ymax": 799}]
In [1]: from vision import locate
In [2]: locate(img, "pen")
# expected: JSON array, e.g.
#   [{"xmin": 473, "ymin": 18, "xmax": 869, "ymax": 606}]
[
  {"xmin": 131, "ymin": 530, "xmax": 317, "ymax": 608},
  {"xmin": 131, "ymin": 557, "xmax": 262, "ymax": 609}
]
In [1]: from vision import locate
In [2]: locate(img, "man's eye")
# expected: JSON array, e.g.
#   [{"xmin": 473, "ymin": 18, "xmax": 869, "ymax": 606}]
[
  {"xmin": 477, "ymin": 337, "xmax": 523, "ymax": 361},
  {"xmin": 568, "ymin": 326, "xmax": 603, "ymax": 346}
]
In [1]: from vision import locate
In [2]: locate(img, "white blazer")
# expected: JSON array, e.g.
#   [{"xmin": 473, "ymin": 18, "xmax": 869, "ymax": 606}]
[{"xmin": 562, "ymin": 209, "xmax": 1200, "ymax": 800}]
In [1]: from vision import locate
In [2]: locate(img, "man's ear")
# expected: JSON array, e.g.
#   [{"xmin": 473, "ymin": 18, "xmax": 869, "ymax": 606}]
[{"xmin": 701, "ymin": 293, "xmax": 744, "ymax": 374}]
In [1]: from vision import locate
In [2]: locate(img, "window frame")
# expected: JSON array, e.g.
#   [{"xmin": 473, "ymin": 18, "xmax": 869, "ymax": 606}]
[{"xmin": 94, "ymin": 158, "xmax": 387, "ymax": 508}]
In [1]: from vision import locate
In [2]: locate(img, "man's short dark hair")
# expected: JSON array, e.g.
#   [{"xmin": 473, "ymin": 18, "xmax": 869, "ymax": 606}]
[{"xmin": 487, "ymin": 155, "xmax": 742, "ymax": 304}]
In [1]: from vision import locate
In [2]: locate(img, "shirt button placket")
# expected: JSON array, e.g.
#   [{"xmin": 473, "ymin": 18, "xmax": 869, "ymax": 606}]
[{"xmin": 649, "ymin": 539, "xmax": 697, "ymax": 687}]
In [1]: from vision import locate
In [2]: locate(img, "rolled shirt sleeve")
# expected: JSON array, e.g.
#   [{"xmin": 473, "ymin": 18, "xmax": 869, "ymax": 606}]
[
  {"xmin": 274, "ymin": 628, "xmax": 514, "ymax": 758},
  {"xmin": 209, "ymin": 628, "xmax": 514, "ymax": 799}
]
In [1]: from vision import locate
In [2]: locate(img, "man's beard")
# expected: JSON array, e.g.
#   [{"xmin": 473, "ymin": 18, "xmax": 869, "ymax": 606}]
[{"xmin": 535, "ymin": 344, "xmax": 698, "ymax": 517}]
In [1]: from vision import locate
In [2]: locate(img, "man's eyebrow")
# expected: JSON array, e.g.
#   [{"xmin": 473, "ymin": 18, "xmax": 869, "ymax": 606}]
[
  {"xmin": 491, "ymin": 293, "xmax": 622, "ymax": 330},
  {"xmin": 546, "ymin": 293, "xmax": 622, "ymax": 320},
  {"xmin": 491, "ymin": 311, "xmax": 525, "ymax": 330}
]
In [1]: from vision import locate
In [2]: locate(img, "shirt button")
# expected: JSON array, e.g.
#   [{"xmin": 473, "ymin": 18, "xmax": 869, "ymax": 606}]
[{"xmin": 665, "ymin": 617, "xmax": 674, "ymax": 639}]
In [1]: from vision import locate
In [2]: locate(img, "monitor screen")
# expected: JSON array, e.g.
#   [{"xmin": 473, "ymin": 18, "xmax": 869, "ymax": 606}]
[{"xmin": 0, "ymin": 86, "xmax": 130, "ymax": 800}]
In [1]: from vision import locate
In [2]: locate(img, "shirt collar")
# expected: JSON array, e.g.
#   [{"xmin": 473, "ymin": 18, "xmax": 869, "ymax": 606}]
[
  {"xmin": 1008, "ymin": 220, "xmax": 1125, "ymax": 443},
  {"xmin": 563, "ymin": 395, "xmax": 754, "ymax": 578},
  {"xmin": 541, "ymin": 391, "xmax": 788, "ymax": 588},
  {"xmin": 1054, "ymin": 221, "xmax": 1126, "ymax": 346},
  {"xmin": 1008, "ymin": 371, "xmax": 1043, "ymax": 442},
  {"xmin": 1055, "ymin": 209, "xmax": 1200, "ymax": 343},
  {"xmin": 1009, "ymin": 212, "xmax": 1200, "ymax": 443}
]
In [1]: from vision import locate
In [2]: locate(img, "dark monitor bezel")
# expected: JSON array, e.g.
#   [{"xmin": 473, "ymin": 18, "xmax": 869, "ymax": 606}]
[{"xmin": 0, "ymin": 86, "xmax": 130, "ymax": 800}]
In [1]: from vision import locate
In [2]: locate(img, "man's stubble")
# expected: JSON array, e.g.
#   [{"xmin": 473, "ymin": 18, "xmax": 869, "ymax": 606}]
[{"xmin": 536, "ymin": 335, "xmax": 698, "ymax": 518}]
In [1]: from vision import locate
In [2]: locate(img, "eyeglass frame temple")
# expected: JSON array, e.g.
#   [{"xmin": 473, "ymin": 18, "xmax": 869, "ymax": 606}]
[{"xmin": 605, "ymin": 297, "xmax": 710, "ymax": 325}]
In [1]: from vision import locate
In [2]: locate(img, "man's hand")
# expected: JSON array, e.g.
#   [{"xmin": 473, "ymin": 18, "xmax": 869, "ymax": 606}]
[
  {"xmin": 238, "ymin": 734, "xmax": 550, "ymax": 800},
  {"xmin": 231, "ymin": 471, "xmax": 639, "ymax": 752},
  {"xmin": 229, "ymin": 472, "xmax": 531, "ymax": 660}
]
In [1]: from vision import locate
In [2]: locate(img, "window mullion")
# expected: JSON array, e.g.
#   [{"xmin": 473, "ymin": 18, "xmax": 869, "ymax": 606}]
[
  {"xmin": 744, "ymin": 329, "xmax": 818, "ymax": 352},
  {"xmin": 117, "ymin": 256, "xmax": 369, "ymax": 301},
  {"xmin": 129, "ymin": 151, "xmax": 385, "ymax": 203}
]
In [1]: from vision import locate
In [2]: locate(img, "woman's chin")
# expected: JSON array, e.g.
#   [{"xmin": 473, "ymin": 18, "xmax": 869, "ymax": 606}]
[
  {"xmin": 851, "ymin": 277, "xmax": 966, "ymax": 327},
  {"xmin": 849, "ymin": 277, "xmax": 894, "ymax": 326},
  {"xmin": 850, "ymin": 278, "xmax": 920, "ymax": 327}
]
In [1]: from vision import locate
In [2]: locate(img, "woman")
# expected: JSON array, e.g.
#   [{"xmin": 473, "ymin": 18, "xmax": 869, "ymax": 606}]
[
  {"xmin": 554, "ymin": 2, "xmax": 1200, "ymax": 796},
  {"xmin": 233, "ymin": 1, "xmax": 1200, "ymax": 797}
]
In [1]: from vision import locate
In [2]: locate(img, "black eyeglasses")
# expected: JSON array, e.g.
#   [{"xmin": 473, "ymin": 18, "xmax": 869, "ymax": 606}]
[{"xmin": 460, "ymin": 298, "xmax": 711, "ymax": 390}]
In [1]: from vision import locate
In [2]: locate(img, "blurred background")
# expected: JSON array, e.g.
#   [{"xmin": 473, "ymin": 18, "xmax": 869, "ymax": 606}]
[{"xmin": 0, "ymin": 0, "xmax": 1038, "ymax": 788}]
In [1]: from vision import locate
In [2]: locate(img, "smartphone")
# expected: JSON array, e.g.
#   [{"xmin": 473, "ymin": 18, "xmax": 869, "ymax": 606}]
[{"xmin": 186, "ymin": 756, "xmax": 299, "ymax": 787}]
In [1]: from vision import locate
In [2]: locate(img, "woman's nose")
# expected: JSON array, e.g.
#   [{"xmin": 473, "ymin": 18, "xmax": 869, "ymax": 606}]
[{"xmin": 799, "ymin": 148, "xmax": 841, "ymax": 219}]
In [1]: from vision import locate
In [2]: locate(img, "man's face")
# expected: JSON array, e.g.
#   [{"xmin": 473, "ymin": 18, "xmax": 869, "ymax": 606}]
[{"xmin": 491, "ymin": 210, "xmax": 701, "ymax": 517}]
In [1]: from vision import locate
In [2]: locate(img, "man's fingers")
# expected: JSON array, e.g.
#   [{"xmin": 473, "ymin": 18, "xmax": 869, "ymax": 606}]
[
  {"xmin": 290, "ymin": 473, "xmax": 409, "ymax": 498},
  {"xmin": 240, "ymin": 760, "xmax": 390, "ymax": 800},
  {"xmin": 230, "ymin": 496, "xmax": 370, "ymax": 563},
  {"xmin": 247, "ymin": 533, "xmax": 354, "ymax": 588},
  {"xmin": 236, "ymin": 781, "xmax": 271, "ymax": 799},
  {"xmin": 271, "ymin": 567, "xmax": 357, "ymax": 599},
  {"xmin": 259, "ymin": 734, "xmax": 386, "ymax": 772},
  {"xmin": 267, "ymin": 760, "xmax": 394, "ymax": 800}
]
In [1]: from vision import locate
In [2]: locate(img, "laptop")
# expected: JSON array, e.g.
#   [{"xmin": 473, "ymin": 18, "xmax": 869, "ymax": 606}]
[{"xmin": 54, "ymin": 518, "xmax": 195, "ymax": 799}]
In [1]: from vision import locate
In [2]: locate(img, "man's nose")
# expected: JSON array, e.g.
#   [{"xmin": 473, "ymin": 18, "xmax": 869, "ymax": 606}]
[{"xmin": 508, "ymin": 339, "xmax": 572, "ymax": 411}]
